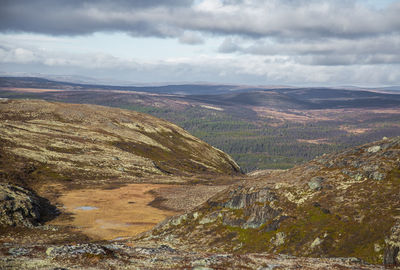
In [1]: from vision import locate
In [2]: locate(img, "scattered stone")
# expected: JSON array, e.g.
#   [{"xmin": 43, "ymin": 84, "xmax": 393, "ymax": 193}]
[
  {"xmin": 192, "ymin": 266, "xmax": 214, "ymax": 270},
  {"xmin": 170, "ymin": 214, "xmax": 188, "ymax": 226},
  {"xmin": 8, "ymin": 247, "xmax": 31, "ymax": 256},
  {"xmin": 271, "ymin": 232, "xmax": 286, "ymax": 246},
  {"xmin": 370, "ymin": 171, "xmax": 386, "ymax": 181},
  {"xmin": 199, "ymin": 212, "xmax": 220, "ymax": 225},
  {"xmin": 374, "ymin": 243, "xmax": 383, "ymax": 253},
  {"xmin": 353, "ymin": 173, "xmax": 364, "ymax": 181},
  {"xmin": 367, "ymin": 145, "xmax": 381, "ymax": 153},
  {"xmin": 45, "ymin": 244, "xmax": 106, "ymax": 258},
  {"xmin": 308, "ymin": 177, "xmax": 324, "ymax": 190},
  {"xmin": 134, "ymin": 244, "xmax": 176, "ymax": 255},
  {"xmin": 362, "ymin": 164, "xmax": 379, "ymax": 172},
  {"xmin": 310, "ymin": 237, "xmax": 323, "ymax": 249},
  {"xmin": 257, "ymin": 265, "xmax": 281, "ymax": 270}
]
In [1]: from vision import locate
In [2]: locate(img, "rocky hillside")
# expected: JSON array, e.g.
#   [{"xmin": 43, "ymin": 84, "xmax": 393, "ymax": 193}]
[
  {"xmin": 0, "ymin": 183, "xmax": 57, "ymax": 227},
  {"xmin": 141, "ymin": 137, "xmax": 400, "ymax": 267},
  {"xmin": 0, "ymin": 98, "xmax": 240, "ymax": 185}
]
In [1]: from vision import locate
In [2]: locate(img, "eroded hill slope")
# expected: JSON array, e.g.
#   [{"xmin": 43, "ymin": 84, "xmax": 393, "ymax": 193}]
[
  {"xmin": 0, "ymin": 99, "xmax": 240, "ymax": 186},
  {"xmin": 140, "ymin": 137, "xmax": 400, "ymax": 266}
]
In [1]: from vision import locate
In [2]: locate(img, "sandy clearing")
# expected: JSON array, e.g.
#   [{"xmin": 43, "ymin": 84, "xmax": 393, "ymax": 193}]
[
  {"xmin": 49, "ymin": 184, "xmax": 180, "ymax": 241},
  {"xmin": 297, "ymin": 138, "xmax": 332, "ymax": 144}
]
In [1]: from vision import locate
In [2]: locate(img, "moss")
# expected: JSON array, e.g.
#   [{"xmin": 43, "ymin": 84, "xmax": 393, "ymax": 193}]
[
  {"xmin": 275, "ymin": 182, "xmax": 398, "ymax": 264},
  {"xmin": 231, "ymin": 208, "xmax": 245, "ymax": 219},
  {"xmin": 46, "ymin": 146, "xmax": 84, "ymax": 154},
  {"xmin": 226, "ymin": 225, "xmax": 276, "ymax": 252},
  {"xmin": 388, "ymin": 168, "xmax": 400, "ymax": 184}
]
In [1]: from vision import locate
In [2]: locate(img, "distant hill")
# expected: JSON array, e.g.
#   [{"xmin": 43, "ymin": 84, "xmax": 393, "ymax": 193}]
[
  {"xmin": 0, "ymin": 99, "xmax": 240, "ymax": 187},
  {"xmin": 1, "ymin": 77, "xmax": 400, "ymax": 172},
  {"xmin": 0, "ymin": 76, "xmax": 255, "ymax": 95},
  {"xmin": 1, "ymin": 76, "xmax": 400, "ymax": 109}
]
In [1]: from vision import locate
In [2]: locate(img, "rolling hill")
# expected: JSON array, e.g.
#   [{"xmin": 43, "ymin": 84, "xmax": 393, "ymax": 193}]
[{"xmin": 1, "ymin": 77, "xmax": 400, "ymax": 172}]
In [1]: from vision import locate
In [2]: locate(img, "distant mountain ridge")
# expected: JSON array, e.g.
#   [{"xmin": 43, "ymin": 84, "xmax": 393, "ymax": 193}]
[{"xmin": 1, "ymin": 76, "xmax": 400, "ymax": 97}]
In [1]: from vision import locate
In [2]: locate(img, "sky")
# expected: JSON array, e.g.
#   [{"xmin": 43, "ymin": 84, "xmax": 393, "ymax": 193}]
[{"xmin": 0, "ymin": 0, "xmax": 400, "ymax": 86}]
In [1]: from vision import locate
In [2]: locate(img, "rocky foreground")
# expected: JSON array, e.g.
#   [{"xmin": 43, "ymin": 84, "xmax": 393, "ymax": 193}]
[{"xmin": 0, "ymin": 242, "xmax": 383, "ymax": 269}]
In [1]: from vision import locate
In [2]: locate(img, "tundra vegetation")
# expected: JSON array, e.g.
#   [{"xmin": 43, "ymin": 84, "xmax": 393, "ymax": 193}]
[{"xmin": 0, "ymin": 92, "xmax": 399, "ymax": 268}]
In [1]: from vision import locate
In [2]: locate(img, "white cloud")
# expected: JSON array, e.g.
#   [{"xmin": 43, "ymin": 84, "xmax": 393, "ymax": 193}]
[{"xmin": 1, "ymin": 0, "xmax": 400, "ymax": 85}]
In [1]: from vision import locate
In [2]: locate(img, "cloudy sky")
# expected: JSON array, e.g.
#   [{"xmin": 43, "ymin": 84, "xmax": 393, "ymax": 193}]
[{"xmin": 1, "ymin": 0, "xmax": 400, "ymax": 86}]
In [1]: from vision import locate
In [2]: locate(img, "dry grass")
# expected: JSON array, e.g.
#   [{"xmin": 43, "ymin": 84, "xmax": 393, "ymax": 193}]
[
  {"xmin": 252, "ymin": 107, "xmax": 400, "ymax": 125},
  {"xmin": 297, "ymin": 139, "xmax": 332, "ymax": 144},
  {"xmin": 49, "ymin": 184, "xmax": 180, "ymax": 240},
  {"xmin": 0, "ymin": 87, "xmax": 64, "ymax": 93}
]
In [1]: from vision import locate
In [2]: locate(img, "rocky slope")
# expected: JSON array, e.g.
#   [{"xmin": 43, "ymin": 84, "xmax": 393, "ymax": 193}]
[
  {"xmin": 140, "ymin": 137, "xmax": 400, "ymax": 267},
  {"xmin": 0, "ymin": 98, "xmax": 240, "ymax": 185},
  {"xmin": 0, "ymin": 183, "xmax": 57, "ymax": 227}
]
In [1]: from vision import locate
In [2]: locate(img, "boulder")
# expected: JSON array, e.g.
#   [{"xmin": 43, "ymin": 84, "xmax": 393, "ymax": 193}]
[
  {"xmin": 0, "ymin": 183, "xmax": 42, "ymax": 227},
  {"xmin": 0, "ymin": 183, "xmax": 57, "ymax": 227},
  {"xmin": 308, "ymin": 177, "xmax": 325, "ymax": 191}
]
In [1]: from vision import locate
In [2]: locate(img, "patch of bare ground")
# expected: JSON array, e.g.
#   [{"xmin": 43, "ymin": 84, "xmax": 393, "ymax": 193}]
[
  {"xmin": 252, "ymin": 107, "xmax": 322, "ymax": 123},
  {"xmin": 297, "ymin": 138, "xmax": 332, "ymax": 144},
  {"xmin": 48, "ymin": 184, "xmax": 180, "ymax": 241},
  {"xmin": 0, "ymin": 87, "xmax": 64, "ymax": 93},
  {"xmin": 247, "ymin": 169, "xmax": 287, "ymax": 178},
  {"xmin": 252, "ymin": 107, "xmax": 400, "ymax": 124},
  {"xmin": 339, "ymin": 126, "xmax": 370, "ymax": 134},
  {"xmin": 148, "ymin": 184, "xmax": 230, "ymax": 212}
]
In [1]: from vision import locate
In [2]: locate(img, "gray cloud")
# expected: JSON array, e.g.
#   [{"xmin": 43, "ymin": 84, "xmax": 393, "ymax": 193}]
[
  {"xmin": 1, "ymin": 0, "xmax": 400, "ymax": 39},
  {"xmin": 0, "ymin": 0, "xmax": 193, "ymax": 37},
  {"xmin": 1, "ymin": 0, "xmax": 400, "ymax": 85},
  {"xmin": 2, "ymin": 43, "xmax": 399, "ymax": 86},
  {"xmin": 218, "ymin": 34, "xmax": 400, "ymax": 65}
]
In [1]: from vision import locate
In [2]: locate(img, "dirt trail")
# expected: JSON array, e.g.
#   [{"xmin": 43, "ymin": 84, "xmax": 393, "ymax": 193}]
[{"xmin": 49, "ymin": 184, "xmax": 180, "ymax": 240}]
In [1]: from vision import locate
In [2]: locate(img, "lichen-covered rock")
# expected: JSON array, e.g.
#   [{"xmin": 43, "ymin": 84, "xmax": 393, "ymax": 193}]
[
  {"xmin": 46, "ymin": 244, "xmax": 106, "ymax": 258},
  {"xmin": 308, "ymin": 176, "xmax": 324, "ymax": 190},
  {"xmin": 208, "ymin": 186, "xmax": 282, "ymax": 228},
  {"xmin": 384, "ymin": 222, "xmax": 400, "ymax": 266},
  {"xmin": 370, "ymin": 171, "xmax": 386, "ymax": 181},
  {"xmin": 0, "ymin": 183, "xmax": 42, "ymax": 227},
  {"xmin": 215, "ymin": 186, "xmax": 276, "ymax": 209},
  {"xmin": 367, "ymin": 146, "xmax": 381, "ymax": 153}
]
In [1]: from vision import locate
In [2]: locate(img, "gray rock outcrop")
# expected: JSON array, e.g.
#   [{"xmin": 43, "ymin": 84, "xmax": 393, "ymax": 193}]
[{"xmin": 0, "ymin": 183, "xmax": 48, "ymax": 227}]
